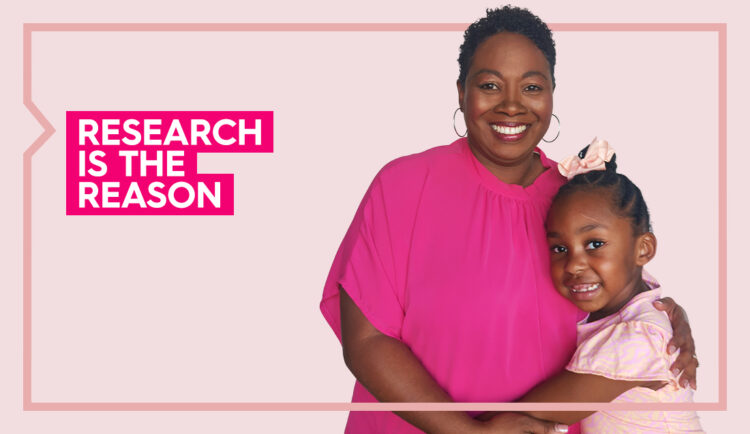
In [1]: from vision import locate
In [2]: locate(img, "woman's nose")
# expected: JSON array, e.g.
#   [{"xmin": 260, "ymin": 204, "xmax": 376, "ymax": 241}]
[{"xmin": 494, "ymin": 89, "xmax": 526, "ymax": 115}]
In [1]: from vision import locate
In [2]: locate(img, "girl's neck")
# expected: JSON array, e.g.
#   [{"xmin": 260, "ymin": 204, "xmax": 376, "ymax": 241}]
[{"xmin": 587, "ymin": 278, "xmax": 651, "ymax": 323}]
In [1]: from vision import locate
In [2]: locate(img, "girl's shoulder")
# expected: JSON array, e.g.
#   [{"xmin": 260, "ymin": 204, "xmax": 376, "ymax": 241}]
[
  {"xmin": 570, "ymin": 291, "xmax": 675, "ymax": 382},
  {"xmin": 618, "ymin": 288, "xmax": 672, "ymax": 335}
]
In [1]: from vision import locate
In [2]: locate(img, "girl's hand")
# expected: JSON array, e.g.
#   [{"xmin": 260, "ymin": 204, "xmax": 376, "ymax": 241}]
[
  {"xmin": 478, "ymin": 412, "xmax": 569, "ymax": 434},
  {"xmin": 653, "ymin": 297, "xmax": 698, "ymax": 389}
]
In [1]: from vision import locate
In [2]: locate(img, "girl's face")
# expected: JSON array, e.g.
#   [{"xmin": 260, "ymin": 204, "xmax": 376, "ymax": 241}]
[
  {"xmin": 457, "ymin": 32, "xmax": 553, "ymax": 180},
  {"xmin": 545, "ymin": 188, "xmax": 656, "ymax": 320}
]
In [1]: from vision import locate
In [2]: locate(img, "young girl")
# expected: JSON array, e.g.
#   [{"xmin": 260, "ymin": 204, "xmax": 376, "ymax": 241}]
[{"xmin": 516, "ymin": 142, "xmax": 704, "ymax": 433}]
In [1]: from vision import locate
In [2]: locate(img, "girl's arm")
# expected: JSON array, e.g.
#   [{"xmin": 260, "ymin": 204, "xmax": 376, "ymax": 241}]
[
  {"xmin": 340, "ymin": 287, "xmax": 567, "ymax": 434},
  {"xmin": 514, "ymin": 371, "xmax": 664, "ymax": 425}
]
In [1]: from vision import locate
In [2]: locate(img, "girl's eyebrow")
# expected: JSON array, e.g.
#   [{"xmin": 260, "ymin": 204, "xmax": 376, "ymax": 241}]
[
  {"xmin": 576, "ymin": 223, "xmax": 607, "ymax": 234},
  {"xmin": 546, "ymin": 223, "xmax": 608, "ymax": 239}
]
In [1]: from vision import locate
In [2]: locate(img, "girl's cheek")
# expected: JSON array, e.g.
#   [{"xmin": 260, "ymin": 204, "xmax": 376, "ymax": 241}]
[{"xmin": 550, "ymin": 264, "xmax": 563, "ymax": 285}]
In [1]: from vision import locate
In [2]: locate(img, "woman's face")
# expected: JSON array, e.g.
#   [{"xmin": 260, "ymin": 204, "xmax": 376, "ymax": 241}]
[{"xmin": 458, "ymin": 32, "xmax": 553, "ymax": 175}]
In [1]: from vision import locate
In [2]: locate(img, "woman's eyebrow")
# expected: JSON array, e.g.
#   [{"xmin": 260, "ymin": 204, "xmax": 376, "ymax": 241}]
[
  {"xmin": 472, "ymin": 69, "xmax": 503, "ymax": 79},
  {"xmin": 471, "ymin": 69, "xmax": 548, "ymax": 81},
  {"xmin": 522, "ymin": 70, "xmax": 549, "ymax": 81}
]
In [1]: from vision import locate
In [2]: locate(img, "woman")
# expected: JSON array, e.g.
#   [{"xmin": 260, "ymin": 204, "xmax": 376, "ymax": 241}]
[{"xmin": 320, "ymin": 6, "xmax": 697, "ymax": 434}]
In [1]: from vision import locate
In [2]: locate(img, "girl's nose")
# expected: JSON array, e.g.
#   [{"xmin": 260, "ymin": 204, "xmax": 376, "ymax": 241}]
[{"xmin": 564, "ymin": 253, "xmax": 586, "ymax": 276}]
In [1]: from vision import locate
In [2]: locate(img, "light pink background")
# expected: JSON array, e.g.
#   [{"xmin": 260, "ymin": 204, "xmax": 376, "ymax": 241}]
[{"xmin": 1, "ymin": 0, "xmax": 743, "ymax": 432}]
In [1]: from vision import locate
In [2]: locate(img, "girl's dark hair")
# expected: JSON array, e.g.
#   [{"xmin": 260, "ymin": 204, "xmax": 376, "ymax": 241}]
[
  {"xmin": 555, "ymin": 146, "xmax": 652, "ymax": 234},
  {"xmin": 457, "ymin": 6, "xmax": 556, "ymax": 88}
]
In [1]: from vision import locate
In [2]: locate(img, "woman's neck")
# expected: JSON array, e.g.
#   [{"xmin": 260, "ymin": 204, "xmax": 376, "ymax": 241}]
[
  {"xmin": 499, "ymin": 154, "xmax": 545, "ymax": 187},
  {"xmin": 468, "ymin": 144, "xmax": 545, "ymax": 187}
]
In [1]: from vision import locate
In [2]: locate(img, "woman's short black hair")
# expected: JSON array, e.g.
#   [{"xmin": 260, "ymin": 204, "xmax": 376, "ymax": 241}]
[
  {"xmin": 458, "ymin": 6, "xmax": 556, "ymax": 88},
  {"xmin": 554, "ymin": 146, "xmax": 652, "ymax": 235}
]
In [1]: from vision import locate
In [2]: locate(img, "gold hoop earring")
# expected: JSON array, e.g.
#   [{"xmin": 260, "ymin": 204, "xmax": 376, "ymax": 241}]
[
  {"xmin": 542, "ymin": 113, "xmax": 560, "ymax": 143},
  {"xmin": 453, "ymin": 108, "xmax": 467, "ymax": 137}
]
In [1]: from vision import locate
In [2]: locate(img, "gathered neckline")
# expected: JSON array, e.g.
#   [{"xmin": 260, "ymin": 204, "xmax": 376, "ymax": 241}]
[{"xmin": 459, "ymin": 138, "xmax": 565, "ymax": 201}]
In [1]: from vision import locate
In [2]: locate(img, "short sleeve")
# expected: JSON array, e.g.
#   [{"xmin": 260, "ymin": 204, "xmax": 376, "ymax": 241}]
[
  {"xmin": 566, "ymin": 321, "xmax": 675, "ymax": 383},
  {"xmin": 319, "ymin": 173, "xmax": 406, "ymax": 342}
]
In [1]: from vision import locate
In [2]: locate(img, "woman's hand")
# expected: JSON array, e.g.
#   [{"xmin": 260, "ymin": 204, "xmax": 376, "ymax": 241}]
[
  {"xmin": 653, "ymin": 297, "xmax": 698, "ymax": 389},
  {"xmin": 478, "ymin": 412, "xmax": 569, "ymax": 434}
]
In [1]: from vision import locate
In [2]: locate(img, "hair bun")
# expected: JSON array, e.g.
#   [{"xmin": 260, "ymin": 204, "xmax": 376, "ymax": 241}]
[{"xmin": 604, "ymin": 153, "xmax": 618, "ymax": 172}]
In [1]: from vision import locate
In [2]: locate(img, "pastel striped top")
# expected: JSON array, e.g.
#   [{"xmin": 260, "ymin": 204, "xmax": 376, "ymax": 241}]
[{"xmin": 568, "ymin": 285, "xmax": 704, "ymax": 433}]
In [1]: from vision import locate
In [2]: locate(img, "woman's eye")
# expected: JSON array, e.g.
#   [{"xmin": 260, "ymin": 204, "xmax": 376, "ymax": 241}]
[
  {"xmin": 550, "ymin": 245, "xmax": 567, "ymax": 254},
  {"xmin": 585, "ymin": 240, "xmax": 605, "ymax": 250},
  {"xmin": 479, "ymin": 82, "xmax": 499, "ymax": 90},
  {"xmin": 524, "ymin": 84, "xmax": 542, "ymax": 92}
]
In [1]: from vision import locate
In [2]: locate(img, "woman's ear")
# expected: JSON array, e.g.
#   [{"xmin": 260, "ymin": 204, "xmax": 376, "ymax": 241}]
[
  {"xmin": 456, "ymin": 80, "xmax": 464, "ymax": 112},
  {"xmin": 635, "ymin": 232, "xmax": 657, "ymax": 266}
]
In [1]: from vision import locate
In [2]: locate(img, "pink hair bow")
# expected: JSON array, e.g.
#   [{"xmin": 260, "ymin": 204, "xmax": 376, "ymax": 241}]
[{"xmin": 557, "ymin": 137, "xmax": 616, "ymax": 180}]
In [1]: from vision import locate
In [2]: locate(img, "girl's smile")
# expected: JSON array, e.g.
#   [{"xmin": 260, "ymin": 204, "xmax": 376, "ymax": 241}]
[{"xmin": 567, "ymin": 282, "xmax": 602, "ymax": 302}]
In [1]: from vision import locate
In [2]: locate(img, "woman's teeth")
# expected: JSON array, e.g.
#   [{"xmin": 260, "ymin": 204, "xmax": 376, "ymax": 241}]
[
  {"xmin": 570, "ymin": 283, "xmax": 601, "ymax": 293},
  {"xmin": 492, "ymin": 124, "xmax": 527, "ymax": 134}
]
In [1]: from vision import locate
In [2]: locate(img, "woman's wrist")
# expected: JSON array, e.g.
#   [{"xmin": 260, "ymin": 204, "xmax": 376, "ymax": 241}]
[
  {"xmin": 443, "ymin": 414, "xmax": 485, "ymax": 434},
  {"xmin": 392, "ymin": 411, "xmax": 482, "ymax": 434}
]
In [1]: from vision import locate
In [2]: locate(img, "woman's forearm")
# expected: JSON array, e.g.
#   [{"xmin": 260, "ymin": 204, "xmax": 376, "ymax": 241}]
[{"xmin": 339, "ymin": 287, "xmax": 482, "ymax": 434}]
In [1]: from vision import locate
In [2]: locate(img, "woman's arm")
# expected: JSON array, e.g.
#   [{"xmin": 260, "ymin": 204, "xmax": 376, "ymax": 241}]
[
  {"xmin": 654, "ymin": 297, "xmax": 698, "ymax": 389},
  {"xmin": 340, "ymin": 286, "xmax": 475, "ymax": 433},
  {"xmin": 340, "ymin": 287, "xmax": 567, "ymax": 434}
]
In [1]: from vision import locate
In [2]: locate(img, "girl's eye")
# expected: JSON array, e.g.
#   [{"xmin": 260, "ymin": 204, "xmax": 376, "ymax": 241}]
[
  {"xmin": 585, "ymin": 240, "xmax": 605, "ymax": 250},
  {"xmin": 550, "ymin": 245, "xmax": 567, "ymax": 254}
]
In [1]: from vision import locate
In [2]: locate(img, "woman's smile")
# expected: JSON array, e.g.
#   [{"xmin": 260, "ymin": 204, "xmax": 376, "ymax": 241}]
[{"xmin": 491, "ymin": 122, "xmax": 530, "ymax": 141}]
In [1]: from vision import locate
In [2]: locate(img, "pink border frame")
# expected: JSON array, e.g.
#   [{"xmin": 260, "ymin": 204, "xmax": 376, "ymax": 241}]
[{"xmin": 22, "ymin": 22, "xmax": 727, "ymax": 412}]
